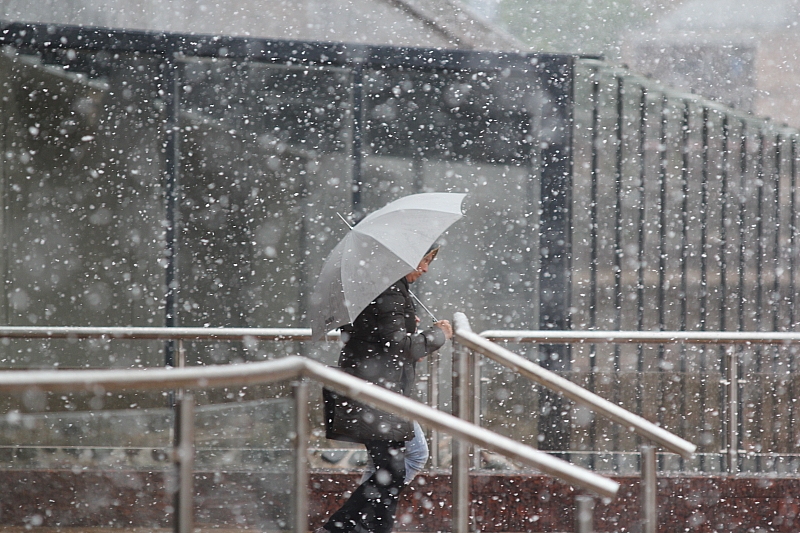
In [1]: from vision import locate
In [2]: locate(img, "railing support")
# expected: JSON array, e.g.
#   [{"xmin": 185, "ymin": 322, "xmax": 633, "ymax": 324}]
[
  {"xmin": 293, "ymin": 381, "xmax": 310, "ymax": 533},
  {"xmin": 575, "ymin": 494, "xmax": 594, "ymax": 533},
  {"xmin": 640, "ymin": 445, "xmax": 657, "ymax": 533},
  {"xmin": 726, "ymin": 347, "xmax": 739, "ymax": 474},
  {"xmin": 452, "ymin": 336, "xmax": 471, "ymax": 533},
  {"xmin": 174, "ymin": 392, "xmax": 195, "ymax": 533},
  {"xmin": 471, "ymin": 348, "xmax": 481, "ymax": 470},
  {"xmin": 0, "ymin": 355, "xmax": 620, "ymax": 500},
  {"xmin": 428, "ymin": 350, "xmax": 440, "ymax": 468}
]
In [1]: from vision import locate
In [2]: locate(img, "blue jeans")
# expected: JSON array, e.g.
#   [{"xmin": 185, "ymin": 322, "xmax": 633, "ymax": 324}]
[{"xmin": 362, "ymin": 421, "xmax": 428, "ymax": 485}]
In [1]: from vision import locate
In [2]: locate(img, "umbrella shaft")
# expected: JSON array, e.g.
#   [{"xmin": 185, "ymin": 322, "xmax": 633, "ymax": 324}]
[{"xmin": 409, "ymin": 290, "xmax": 437, "ymax": 322}]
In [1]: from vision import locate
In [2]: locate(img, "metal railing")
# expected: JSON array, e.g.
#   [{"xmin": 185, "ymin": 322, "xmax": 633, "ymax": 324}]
[
  {"xmin": 479, "ymin": 327, "xmax": 800, "ymax": 475},
  {"xmin": 0, "ymin": 325, "xmax": 333, "ymax": 341},
  {"xmin": 0, "ymin": 352, "xmax": 619, "ymax": 533},
  {"xmin": 453, "ymin": 313, "xmax": 697, "ymax": 533}
]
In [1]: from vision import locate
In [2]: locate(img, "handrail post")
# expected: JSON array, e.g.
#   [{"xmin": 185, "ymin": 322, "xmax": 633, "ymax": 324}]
[
  {"xmin": 292, "ymin": 381, "xmax": 310, "ymax": 533},
  {"xmin": 174, "ymin": 392, "xmax": 195, "ymax": 533},
  {"xmin": 471, "ymin": 347, "xmax": 481, "ymax": 470},
  {"xmin": 575, "ymin": 494, "xmax": 594, "ymax": 533},
  {"xmin": 640, "ymin": 445, "xmax": 657, "ymax": 533},
  {"xmin": 452, "ymin": 330, "xmax": 471, "ymax": 533},
  {"xmin": 429, "ymin": 349, "xmax": 440, "ymax": 468},
  {"xmin": 726, "ymin": 346, "xmax": 739, "ymax": 474}
]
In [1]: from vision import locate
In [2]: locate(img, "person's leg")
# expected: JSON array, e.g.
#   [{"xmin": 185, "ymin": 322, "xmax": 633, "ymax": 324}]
[
  {"xmin": 402, "ymin": 421, "xmax": 428, "ymax": 484},
  {"xmin": 361, "ymin": 422, "xmax": 428, "ymax": 485},
  {"xmin": 324, "ymin": 440, "xmax": 406, "ymax": 533}
]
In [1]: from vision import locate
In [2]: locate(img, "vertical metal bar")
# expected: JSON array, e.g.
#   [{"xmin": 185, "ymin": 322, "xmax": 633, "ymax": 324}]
[
  {"xmin": 726, "ymin": 346, "xmax": 739, "ymax": 473},
  {"xmin": 429, "ymin": 350, "xmax": 440, "ymax": 468},
  {"xmin": 351, "ymin": 62, "xmax": 364, "ymax": 221},
  {"xmin": 678, "ymin": 101, "xmax": 691, "ymax": 470},
  {"xmin": 791, "ymin": 135, "xmax": 798, "ymax": 334},
  {"xmin": 612, "ymin": 76, "xmax": 624, "ymax": 464},
  {"xmin": 754, "ymin": 131, "xmax": 766, "ymax": 473},
  {"xmin": 613, "ymin": 76, "xmax": 624, "ymax": 374},
  {"xmin": 640, "ymin": 444, "xmax": 657, "ymax": 533},
  {"xmin": 737, "ymin": 121, "xmax": 748, "ymax": 471},
  {"xmin": 588, "ymin": 70, "xmax": 600, "ymax": 468},
  {"xmin": 657, "ymin": 94, "xmax": 669, "ymax": 335},
  {"xmin": 413, "ymin": 157, "xmax": 425, "ymax": 194},
  {"xmin": 789, "ymin": 135, "xmax": 797, "ymax": 332},
  {"xmin": 636, "ymin": 86, "xmax": 647, "ymax": 421},
  {"xmin": 719, "ymin": 115, "xmax": 730, "ymax": 473},
  {"xmin": 452, "ymin": 335, "xmax": 471, "ymax": 533},
  {"xmin": 174, "ymin": 393, "xmax": 195, "ymax": 533},
  {"xmin": 738, "ymin": 122, "xmax": 748, "ymax": 334},
  {"xmin": 755, "ymin": 131, "xmax": 766, "ymax": 374},
  {"xmin": 537, "ymin": 56, "xmax": 574, "ymax": 452},
  {"xmin": 679, "ymin": 101, "xmax": 690, "ymax": 336},
  {"xmin": 772, "ymin": 134, "xmax": 782, "ymax": 375},
  {"xmin": 698, "ymin": 106, "xmax": 710, "ymax": 472},
  {"xmin": 471, "ymin": 348, "xmax": 481, "ymax": 470},
  {"xmin": 575, "ymin": 494, "xmax": 595, "ymax": 533},
  {"xmin": 293, "ymin": 381, "xmax": 309, "ymax": 533},
  {"xmin": 178, "ymin": 340, "xmax": 186, "ymax": 368},
  {"xmin": 700, "ymin": 107, "xmax": 710, "ymax": 335},
  {"xmin": 636, "ymin": 87, "xmax": 647, "ymax": 330},
  {"xmin": 0, "ymin": 64, "xmax": 9, "ymax": 326},
  {"xmin": 427, "ymin": 349, "xmax": 440, "ymax": 467},
  {"xmin": 657, "ymin": 95, "xmax": 669, "ymax": 464},
  {"xmin": 589, "ymin": 72, "xmax": 600, "ymax": 336},
  {"xmin": 163, "ymin": 47, "xmax": 181, "ymax": 368},
  {"xmin": 790, "ymin": 135, "xmax": 798, "ymax": 459}
]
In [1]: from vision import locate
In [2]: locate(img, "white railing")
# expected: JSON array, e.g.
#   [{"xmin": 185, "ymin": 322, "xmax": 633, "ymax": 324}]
[
  {"xmin": 478, "ymin": 326, "xmax": 800, "ymax": 476},
  {"xmin": 453, "ymin": 313, "xmax": 697, "ymax": 533},
  {"xmin": 0, "ymin": 326, "xmax": 330, "ymax": 341},
  {"xmin": 0, "ymin": 353, "xmax": 618, "ymax": 533}
]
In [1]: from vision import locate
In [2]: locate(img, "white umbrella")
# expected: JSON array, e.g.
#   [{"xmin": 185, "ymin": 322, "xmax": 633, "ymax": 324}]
[{"xmin": 310, "ymin": 192, "xmax": 466, "ymax": 340}]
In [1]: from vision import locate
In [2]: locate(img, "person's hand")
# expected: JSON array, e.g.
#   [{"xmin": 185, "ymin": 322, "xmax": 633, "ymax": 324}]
[{"xmin": 434, "ymin": 319, "xmax": 453, "ymax": 340}]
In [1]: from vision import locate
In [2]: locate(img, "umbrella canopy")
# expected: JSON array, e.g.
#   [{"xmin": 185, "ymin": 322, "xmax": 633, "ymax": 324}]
[{"xmin": 310, "ymin": 192, "xmax": 466, "ymax": 340}]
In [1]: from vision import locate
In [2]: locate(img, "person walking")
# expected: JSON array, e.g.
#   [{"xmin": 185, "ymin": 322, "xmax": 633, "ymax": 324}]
[{"xmin": 319, "ymin": 245, "xmax": 452, "ymax": 533}]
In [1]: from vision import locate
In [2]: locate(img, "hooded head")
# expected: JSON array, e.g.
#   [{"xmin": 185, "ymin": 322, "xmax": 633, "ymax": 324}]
[{"xmin": 406, "ymin": 243, "xmax": 440, "ymax": 284}]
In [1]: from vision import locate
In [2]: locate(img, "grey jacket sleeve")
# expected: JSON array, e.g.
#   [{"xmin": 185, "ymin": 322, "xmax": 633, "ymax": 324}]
[
  {"xmin": 373, "ymin": 287, "xmax": 447, "ymax": 361},
  {"xmin": 403, "ymin": 324, "xmax": 447, "ymax": 362}
]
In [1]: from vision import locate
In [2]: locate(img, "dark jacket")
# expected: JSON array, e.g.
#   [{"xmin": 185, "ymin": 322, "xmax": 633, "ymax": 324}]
[{"xmin": 325, "ymin": 278, "xmax": 446, "ymax": 443}]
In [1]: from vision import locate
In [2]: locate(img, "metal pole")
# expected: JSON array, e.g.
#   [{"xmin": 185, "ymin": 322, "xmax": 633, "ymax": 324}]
[
  {"xmin": 293, "ymin": 381, "xmax": 309, "ymax": 533},
  {"xmin": 726, "ymin": 347, "xmax": 739, "ymax": 474},
  {"xmin": 174, "ymin": 392, "xmax": 195, "ymax": 533},
  {"xmin": 471, "ymin": 347, "xmax": 481, "ymax": 470},
  {"xmin": 163, "ymin": 46, "xmax": 181, "ymax": 369},
  {"xmin": 575, "ymin": 495, "xmax": 594, "ymax": 533},
  {"xmin": 178, "ymin": 340, "xmax": 186, "ymax": 368},
  {"xmin": 640, "ymin": 445, "xmax": 657, "ymax": 533},
  {"xmin": 429, "ymin": 350, "xmax": 440, "ymax": 468},
  {"xmin": 452, "ymin": 336, "xmax": 471, "ymax": 533},
  {"xmin": 351, "ymin": 62, "xmax": 364, "ymax": 220}
]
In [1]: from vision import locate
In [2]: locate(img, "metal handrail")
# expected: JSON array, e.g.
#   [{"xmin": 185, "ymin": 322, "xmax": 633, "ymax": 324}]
[
  {"xmin": 479, "ymin": 329, "xmax": 800, "ymax": 345},
  {"xmin": 0, "ymin": 326, "xmax": 336, "ymax": 341},
  {"xmin": 455, "ymin": 314, "xmax": 696, "ymax": 458},
  {"xmin": 479, "ymin": 327, "xmax": 794, "ymax": 478},
  {"xmin": 0, "ymin": 356, "xmax": 620, "ymax": 501},
  {"xmin": 455, "ymin": 314, "xmax": 698, "ymax": 533}
]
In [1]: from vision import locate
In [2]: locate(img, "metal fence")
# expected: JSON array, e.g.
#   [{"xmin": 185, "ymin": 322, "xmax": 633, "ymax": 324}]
[
  {"xmin": 541, "ymin": 59, "xmax": 800, "ymax": 471},
  {"xmin": 0, "ymin": 351, "xmax": 619, "ymax": 533},
  {"xmin": 2, "ymin": 20, "xmax": 800, "ymax": 473}
]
